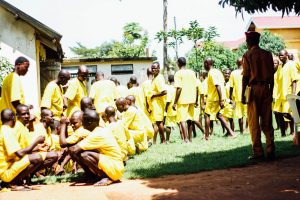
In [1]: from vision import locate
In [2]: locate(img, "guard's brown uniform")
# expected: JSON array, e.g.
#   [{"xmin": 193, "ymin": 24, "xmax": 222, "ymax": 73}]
[{"xmin": 242, "ymin": 46, "xmax": 275, "ymax": 157}]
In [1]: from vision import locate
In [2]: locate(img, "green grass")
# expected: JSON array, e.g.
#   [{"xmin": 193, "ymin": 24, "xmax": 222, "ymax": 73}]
[{"xmin": 33, "ymin": 122, "xmax": 300, "ymax": 184}]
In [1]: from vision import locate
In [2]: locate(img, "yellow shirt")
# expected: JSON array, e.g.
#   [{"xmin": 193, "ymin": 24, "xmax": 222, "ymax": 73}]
[
  {"xmin": 0, "ymin": 125, "xmax": 22, "ymax": 175},
  {"xmin": 41, "ymin": 81, "xmax": 64, "ymax": 119},
  {"xmin": 128, "ymin": 86, "xmax": 144, "ymax": 110},
  {"xmin": 78, "ymin": 127, "xmax": 124, "ymax": 181},
  {"xmin": 201, "ymin": 78, "xmax": 208, "ymax": 96},
  {"xmin": 207, "ymin": 68, "xmax": 225, "ymax": 101},
  {"xmin": 14, "ymin": 120, "xmax": 31, "ymax": 149},
  {"xmin": 31, "ymin": 123, "xmax": 55, "ymax": 151},
  {"xmin": 107, "ymin": 121, "xmax": 130, "ymax": 161},
  {"xmin": 65, "ymin": 78, "xmax": 87, "ymax": 117},
  {"xmin": 174, "ymin": 69, "xmax": 197, "ymax": 104},
  {"xmin": 278, "ymin": 61, "xmax": 298, "ymax": 100},
  {"xmin": 150, "ymin": 74, "xmax": 166, "ymax": 111},
  {"xmin": 0, "ymin": 72, "xmax": 25, "ymax": 113},
  {"xmin": 116, "ymin": 85, "xmax": 129, "ymax": 99},
  {"xmin": 165, "ymin": 84, "xmax": 176, "ymax": 117},
  {"xmin": 122, "ymin": 106, "xmax": 144, "ymax": 132},
  {"xmin": 89, "ymin": 80, "xmax": 117, "ymax": 113},
  {"xmin": 273, "ymin": 65, "xmax": 282, "ymax": 99},
  {"xmin": 66, "ymin": 126, "xmax": 90, "ymax": 144},
  {"xmin": 229, "ymin": 69, "xmax": 243, "ymax": 101}
]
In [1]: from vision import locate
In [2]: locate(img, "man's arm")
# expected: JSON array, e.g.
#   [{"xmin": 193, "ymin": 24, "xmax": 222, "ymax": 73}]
[
  {"xmin": 15, "ymin": 136, "xmax": 45, "ymax": 158},
  {"xmin": 151, "ymin": 90, "xmax": 167, "ymax": 99},
  {"xmin": 59, "ymin": 117, "xmax": 70, "ymax": 148},
  {"xmin": 216, "ymin": 85, "xmax": 224, "ymax": 108},
  {"xmin": 241, "ymin": 76, "xmax": 249, "ymax": 104},
  {"xmin": 292, "ymin": 81, "xmax": 297, "ymax": 95},
  {"xmin": 195, "ymin": 86, "xmax": 199, "ymax": 107},
  {"xmin": 172, "ymin": 87, "xmax": 182, "ymax": 110}
]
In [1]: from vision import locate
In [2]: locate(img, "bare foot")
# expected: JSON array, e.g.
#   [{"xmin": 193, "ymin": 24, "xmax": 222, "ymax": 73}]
[{"xmin": 93, "ymin": 178, "xmax": 114, "ymax": 186}]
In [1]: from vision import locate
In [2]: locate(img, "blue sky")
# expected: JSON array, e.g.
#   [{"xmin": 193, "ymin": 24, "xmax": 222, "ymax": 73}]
[{"xmin": 5, "ymin": 0, "xmax": 286, "ymax": 61}]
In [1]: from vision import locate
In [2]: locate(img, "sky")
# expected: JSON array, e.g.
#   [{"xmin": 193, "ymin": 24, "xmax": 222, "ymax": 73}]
[{"xmin": 4, "ymin": 0, "xmax": 287, "ymax": 62}]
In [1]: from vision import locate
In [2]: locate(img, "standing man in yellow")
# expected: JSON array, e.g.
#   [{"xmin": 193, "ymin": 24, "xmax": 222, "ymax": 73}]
[
  {"xmin": 149, "ymin": 62, "xmax": 167, "ymax": 144},
  {"xmin": 229, "ymin": 58, "xmax": 245, "ymax": 134},
  {"xmin": 127, "ymin": 75, "xmax": 144, "ymax": 110},
  {"xmin": 89, "ymin": 72, "xmax": 117, "ymax": 114},
  {"xmin": 273, "ymin": 50, "xmax": 298, "ymax": 137},
  {"xmin": 203, "ymin": 58, "xmax": 235, "ymax": 140},
  {"xmin": 173, "ymin": 57, "xmax": 198, "ymax": 143},
  {"xmin": 64, "ymin": 66, "xmax": 89, "ymax": 117},
  {"xmin": 141, "ymin": 68, "xmax": 154, "ymax": 123},
  {"xmin": 41, "ymin": 70, "xmax": 70, "ymax": 119},
  {"xmin": 242, "ymin": 31, "xmax": 275, "ymax": 160},
  {"xmin": 0, "ymin": 57, "xmax": 30, "ymax": 114}
]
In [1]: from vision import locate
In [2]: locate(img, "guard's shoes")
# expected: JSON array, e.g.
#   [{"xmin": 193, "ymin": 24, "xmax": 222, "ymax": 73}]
[{"xmin": 248, "ymin": 154, "xmax": 264, "ymax": 161}]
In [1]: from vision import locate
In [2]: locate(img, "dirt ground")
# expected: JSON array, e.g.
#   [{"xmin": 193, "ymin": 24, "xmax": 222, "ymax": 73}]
[{"xmin": 1, "ymin": 156, "xmax": 300, "ymax": 200}]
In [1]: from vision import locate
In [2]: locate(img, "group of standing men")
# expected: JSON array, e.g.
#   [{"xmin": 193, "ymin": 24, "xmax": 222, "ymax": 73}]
[{"xmin": 0, "ymin": 30, "xmax": 299, "ymax": 189}]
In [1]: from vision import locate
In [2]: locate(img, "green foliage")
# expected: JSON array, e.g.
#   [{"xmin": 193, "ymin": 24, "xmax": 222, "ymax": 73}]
[
  {"xmin": 70, "ymin": 22, "xmax": 149, "ymax": 58},
  {"xmin": 0, "ymin": 57, "xmax": 14, "ymax": 87},
  {"xmin": 187, "ymin": 41, "xmax": 237, "ymax": 71},
  {"xmin": 219, "ymin": 0, "xmax": 300, "ymax": 15},
  {"xmin": 236, "ymin": 30, "xmax": 286, "ymax": 57},
  {"xmin": 183, "ymin": 20, "xmax": 204, "ymax": 42}
]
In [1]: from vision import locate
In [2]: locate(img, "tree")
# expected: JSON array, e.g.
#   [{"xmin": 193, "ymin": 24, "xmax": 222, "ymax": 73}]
[
  {"xmin": 219, "ymin": 0, "xmax": 300, "ymax": 16},
  {"xmin": 0, "ymin": 56, "xmax": 14, "ymax": 87},
  {"xmin": 236, "ymin": 30, "xmax": 286, "ymax": 57},
  {"xmin": 187, "ymin": 41, "xmax": 237, "ymax": 72},
  {"xmin": 70, "ymin": 22, "xmax": 149, "ymax": 58}
]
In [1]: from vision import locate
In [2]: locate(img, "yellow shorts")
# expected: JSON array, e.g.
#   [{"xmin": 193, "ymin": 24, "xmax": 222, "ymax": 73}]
[
  {"xmin": 0, "ymin": 155, "xmax": 30, "ymax": 182},
  {"xmin": 194, "ymin": 106, "xmax": 201, "ymax": 121},
  {"xmin": 243, "ymin": 104, "xmax": 247, "ymax": 117},
  {"xmin": 127, "ymin": 137, "xmax": 136, "ymax": 156},
  {"xmin": 233, "ymin": 101, "xmax": 244, "ymax": 119},
  {"xmin": 151, "ymin": 101, "xmax": 165, "ymax": 122},
  {"xmin": 221, "ymin": 101, "xmax": 234, "ymax": 119},
  {"xmin": 176, "ymin": 104, "xmax": 194, "ymax": 122},
  {"xmin": 205, "ymin": 101, "xmax": 221, "ymax": 116},
  {"xmin": 165, "ymin": 116, "xmax": 177, "ymax": 127},
  {"xmin": 98, "ymin": 155, "xmax": 124, "ymax": 181},
  {"xmin": 273, "ymin": 99, "xmax": 291, "ymax": 113}
]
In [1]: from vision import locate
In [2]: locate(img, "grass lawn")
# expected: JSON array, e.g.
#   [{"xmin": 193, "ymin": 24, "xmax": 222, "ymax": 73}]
[{"xmin": 33, "ymin": 121, "xmax": 300, "ymax": 184}]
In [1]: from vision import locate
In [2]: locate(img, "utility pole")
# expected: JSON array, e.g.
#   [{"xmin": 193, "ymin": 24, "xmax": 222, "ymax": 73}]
[
  {"xmin": 174, "ymin": 16, "xmax": 178, "ymax": 60},
  {"xmin": 163, "ymin": 0, "xmax": 169, "ymax": 72}
]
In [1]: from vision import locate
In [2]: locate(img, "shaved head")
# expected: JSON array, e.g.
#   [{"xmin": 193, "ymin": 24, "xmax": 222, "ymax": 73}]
[
  {"xmin": 81, "ymin": 97, "xmax": 95, "ymax": 112},
  {"xmin": 204, "ymin": 58, "xmax": 214, "ymax": 71},
  {"xmin": 116, "ymin": 97, "xmax": 127, "ymax": 113},
  {"xmin": 105, "ymin": 106, "xmax": 116, "ymax": 118},
  {"xmin": 82, "ymin": 109, "xmax": 99, "ymax": 131},
  {"xmin": 1, "ymin": 109, "xmax": 15, "ymax": 125},
  {"xmin": 125, "ymin": 95, "xmax": 135, "ymax": 106},
  {"xmin": 70, "ymin": 110, "xmax": 83, "ymax": 131},
  {"xmin": 58, "ymin": 69, "xmax": 70, "ymax": 85},
  {"xmin": 78, "ymin": 65, "xmax": 89, "ymax": 81},
  {"xmin": 130, "ymin": 76, "xmax": 137, "ymax": 84},
  {"xmin": 78, "ymin": 65, "xmax": 88, "ymax": 73}
]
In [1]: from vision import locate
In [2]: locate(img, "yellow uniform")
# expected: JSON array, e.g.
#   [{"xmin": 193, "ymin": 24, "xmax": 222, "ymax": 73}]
[
  {"xmin": 221, "ymin": 81, "xmax": 234, "ymax": 119},
  {"xmin": 150, "ymin": 74, "xmax": 166, "ymax": 122},
  {"xmin": 137, "ymin": 107, "xmax": 154, "ymax": 140},
  {"xmin": 89, "ymin": 80, "xmax": 117, "ymax": 113},
  {"xmin": 273, "ymin": 65, "xmax": 282, "ymax": 111},
  {"xmin": 128, "ymin": 86, "xmax": 144, "ymax": 111},
  {"xmin": 14, "ymin": 120, "xmax": 31, "ymax": 149},
  {"xmin": 174, "ymin": 69, "xmax": 197, "ymax": 122},
  {"xmin": 205, "ymin": 68, "xmax": 226, "ymax": 116},
  {"xmin": 141, "ymin": 79, "xmax": 154, "ymax": 123},
  {"xmin": 116, "ymin": 85, "xmax": 129, "ymax": 99},
  {"xmin": 122, "ymin": 106, "xmax": 148, "ymax": 151},
  {"xmin": 41, "ymin": 81, "xmax": 64, "ymax": 119},
  {"xmin": 31, "ymin": 123, "xmax": 55, "ymax": 152},
  {"xmin": 0, "ymin": 72, "xmax": 25, "ymax": 114},
  {"xmin": 51, "ymin": 134, "xmax": 61, "ymax": 151},
  {"xmin": 78, "ymin": 127, "xmax": 124, "ymax": 181},
  {"xmin": 65, "ymin": 78, "xmax": 87, "ymax": 117},
  {"xmin": 229, "ymin": 69, "xmax": 244, "ymax": 119},
  {"xmin": 0, "ymin": 125, "xmax": 30, "ymax": 182},
  {"xmin": 273, "ymin": 61, "xmax": 298, "ymax": 113},
  {"xmin": 66, "ymin": 126, "xmax": 90, "ymax": 145},
  {"xmin": 165, "ymin": 84, "xmax": 177, "ymax": 127},
  {"xmin": 193, "ymin": 79, "xmax": 202, "ymax": 121},
  {"xmin": 107, "ymin": 121, "xmax": 130, "ymax": 161}
]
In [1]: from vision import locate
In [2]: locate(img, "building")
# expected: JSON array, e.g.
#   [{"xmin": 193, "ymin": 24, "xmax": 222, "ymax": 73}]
[
  {"xmin": 62, "ymin": 57, "xmax": 156, "ymax": 91},
  {"xmin": 0, "ymin": 0, "xmax": 63, "ymax": 109},
  {"xmin": 222, "ymin": 16, "xmax": 300, "ymax": 59}
]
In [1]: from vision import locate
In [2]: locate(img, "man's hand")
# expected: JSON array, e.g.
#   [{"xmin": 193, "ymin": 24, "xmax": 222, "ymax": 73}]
[
  {"xmin": 63, "ymin": 105, "xmax": 68, "ymax": 111},
  {"xmin": 219, "ymin": 100, "xmax": 225, "ymax": 109},
  {"xmin": 35, "ymin": 136, "xmax": 45, "ymax": 144},
  {"xmin": 172, "ymin": 104, "xmax": 177, "ymax": 111},
  {"xmin": 231, "ymin": 101, "xmax": 236, "ymax": 109},
  {"xmin": 60, "ymin": 116, "xmax": 69, "ymax": 125},
  {"xmin": 195, "ymin": 102, "xmax": 198, "ymax": 108}
]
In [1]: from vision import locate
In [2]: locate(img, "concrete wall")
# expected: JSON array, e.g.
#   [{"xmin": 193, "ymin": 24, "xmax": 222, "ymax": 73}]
[
  {"xmin": 62, "ymin": 60, "xmax": 152, "ymax": 87},
  {"xmin": 0, "ymin": 7, "xmax": 39, "ymax": 109}
]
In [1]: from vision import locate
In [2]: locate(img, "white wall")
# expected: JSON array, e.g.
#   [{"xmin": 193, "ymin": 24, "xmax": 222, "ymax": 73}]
[{"xmin": 0, "ymin": 7, "xmax": 39, "ymax": 110}]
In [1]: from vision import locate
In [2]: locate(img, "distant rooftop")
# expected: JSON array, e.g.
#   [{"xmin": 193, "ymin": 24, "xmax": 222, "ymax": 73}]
[
  {"xmin": 246, "ymin": 16, "xmax": 300, "ymax": 31},
  {"xmin": 220, "ymin": 37, "xmax": 245, "ymax": 50}
]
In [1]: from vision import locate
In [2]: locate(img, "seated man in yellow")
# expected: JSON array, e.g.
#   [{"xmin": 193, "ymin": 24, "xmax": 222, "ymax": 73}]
[
  {"xmin": 127, "ymin": 75, "xmax": 144, "ymax": 110},
  {"xmin": 203, "ymin": 58, "xmax": 235, "ymax": 140},
  {"xmin": 29, "ymin": 109, "xmax": 59, "ymax": 171},
  {"xmin": 64, "ymin": 66, "xmax": 89, "ymax": 117},
  {"xmin": 125, "ymin": 95, "xmax": 154, "ymax": 141},
  {"xmin": 68, "ymin": 109, "xmax": 124, "ymax": 186},
  {"xmin": 41, "ymin": 70, "xmax": 70, "ymax": 119},
  {"xmin": 148, "ymin": 62, "xmax": 167, "ymax": 144},
  {"xmin": 104, "ymin": 106, "xmax": 134, "ymax": 159},
  {"xmin": 0, "ymin": 57, "xmax": 30, "ymax": 114},
  {"xmin": 116, "ymin": 98, "xmax": 148, "ymax": 152},
  {"xmin": 58, "ymin": 111, "xmax": 90, "ymax": 175},
  {"xmin": 89, "ymin": 71, "xmax": 117, "ymax": 114},
  {"xmin": 0, "ymin": 109, "xmax": 44, "ymax": 189},
  {"xmin": 173, "ymin": 57, "xmax": 198, "ymax": 143}
]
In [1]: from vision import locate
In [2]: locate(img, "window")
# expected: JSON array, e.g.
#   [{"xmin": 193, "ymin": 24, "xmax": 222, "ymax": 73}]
[
  {"xmin": 111, "ymin": 64, "xmax": 133, "ymax": 75},
  {"xmin": 62, "ymin": 65, "xmax": 97, "ymax": 78}
]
